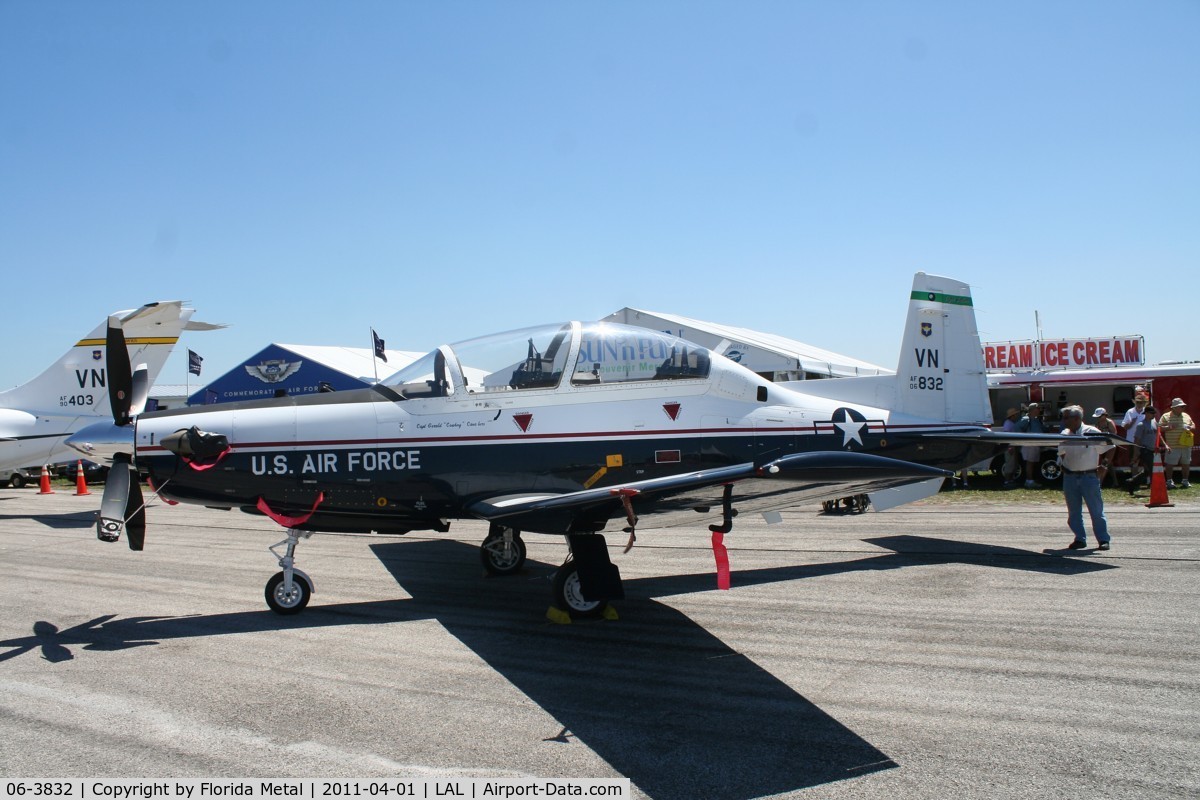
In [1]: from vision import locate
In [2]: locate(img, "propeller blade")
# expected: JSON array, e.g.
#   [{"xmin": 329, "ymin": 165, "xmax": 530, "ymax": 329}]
[
  {"xmin": 125, "ymin": 474, "xmax": 146, "ymax": 551},
  {"xmin": 97, "ymin": 453, "xmax": 132, "ymax": 543},
  {"xmin": 106, "ymin": 316, "xmax": 134, "ymax": 426},
  {"xmin": 130, "ymin": 364, "xmax": 150, "ymax": 419}
]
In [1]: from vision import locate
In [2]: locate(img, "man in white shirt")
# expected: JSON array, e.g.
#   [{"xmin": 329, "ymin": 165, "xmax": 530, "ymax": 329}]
[
  {"xmin": 1121, "ymin": 390, "xmax": 1151, "ymax": 486},
  {"xmin": 1058, "ymin": 405, "xmax": 1115, "ymax": 550}
]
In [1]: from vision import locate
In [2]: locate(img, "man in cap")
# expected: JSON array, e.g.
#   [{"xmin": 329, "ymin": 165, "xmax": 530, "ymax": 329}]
[
  {"xmin": 1121, "ymin": 391, "xmax": 1152, "ymax": 487},
  {"xmin": 1159, "ymin": 398, "xmax": 1194, "ymax": 489},
  {"xmin": 1057, "ymin": 405, "xmax": 1114, "ymax": 550},
  {"xmin": 1016, "ymin": 402, "xmax": 1046, "ymax": 489},
  {"xmin": 1092, "ymin": 408, "xmax": 1119, "ymax": 486}
]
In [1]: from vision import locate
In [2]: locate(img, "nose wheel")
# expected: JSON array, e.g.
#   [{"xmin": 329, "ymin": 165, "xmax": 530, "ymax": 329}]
[{"xmin": 266, "ymin": 571, "xmax": 312, "ymax": 614}]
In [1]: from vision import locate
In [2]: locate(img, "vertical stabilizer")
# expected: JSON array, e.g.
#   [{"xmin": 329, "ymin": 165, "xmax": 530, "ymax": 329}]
[
  {"xmin": 779, "ymin": 273, "xmax": 993, "ymax": 425},
  {"xmin": 0, "ymin": 301, "xmax": 195, "ymax": 416},
  {"xmin": 896, "ymin": 273, "xmax": 991, "ymax": 424}
]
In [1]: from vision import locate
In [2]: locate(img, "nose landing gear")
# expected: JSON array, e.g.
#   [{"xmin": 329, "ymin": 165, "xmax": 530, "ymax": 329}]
[{"xmin": 265, "ymin": 529, "xmax": 315, "ymax": 615}]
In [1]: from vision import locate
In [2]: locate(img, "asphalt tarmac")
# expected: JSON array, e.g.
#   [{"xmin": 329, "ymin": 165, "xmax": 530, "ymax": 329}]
[{"xmin": 2, "ymin": 486, "xmax": 1198, "ymax": 799}]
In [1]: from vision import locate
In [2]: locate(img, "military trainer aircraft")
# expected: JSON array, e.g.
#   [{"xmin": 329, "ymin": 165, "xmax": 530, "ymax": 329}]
[
  {"xmin": 66, "ymin": 273, "xmax": 1123, "ymax": 619},
  {"xmin": 0, "ymin": 301, "xmax": 217, "ymax": 483}
]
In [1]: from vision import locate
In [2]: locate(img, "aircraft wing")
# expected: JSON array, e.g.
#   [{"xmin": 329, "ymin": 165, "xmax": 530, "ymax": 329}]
[
  {"xmin": 466, "ymin": 452, "xmax": 951, "ymax": 533},
  {"xmin": 914, "ymin": 430, "xmax": 1133, "ymax": 448}
]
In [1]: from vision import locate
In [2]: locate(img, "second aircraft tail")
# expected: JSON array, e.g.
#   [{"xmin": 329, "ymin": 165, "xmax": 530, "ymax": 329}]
[{"xmin": 0, "ymin": 301, "xmax": 198, "ymax": 416}]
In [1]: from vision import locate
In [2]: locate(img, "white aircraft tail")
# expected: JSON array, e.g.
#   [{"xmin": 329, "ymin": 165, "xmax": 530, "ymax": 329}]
[
  {"xmin": 781, "ymin": 273, "xmax": 993, "ymax": 425},
  {"xmin": 0, "ymin": 301, "xmax": 197, "ymax": 416}
]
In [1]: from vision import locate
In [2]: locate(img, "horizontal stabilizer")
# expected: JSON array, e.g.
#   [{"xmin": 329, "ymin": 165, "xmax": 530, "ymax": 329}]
[
  {"xmin": 869, "ymin": 478, "xmax": 945, "ymax": 511},
  {"xmin": 185, "ymin": 320, "xmax": 228, "ymax": 331}
]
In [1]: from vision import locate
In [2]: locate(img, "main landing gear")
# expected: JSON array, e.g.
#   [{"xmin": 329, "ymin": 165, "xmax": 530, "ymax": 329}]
[
  {"xmin": 265, "ymin": 529, "xmax": 315, "ymax": 614},
  {"xmin": 479, "ymin": 524, "xmax": 616, "ymax": 620},
  {"xmin": 549, "ymin": 534, "xmax": 625, "ymax": 621},
  {"xmin": 480, "ymin": 523, "xmax": 527, "ymax": 576},
  {"xmin": 479, "ymin": 526, "xmax": 623, "ymax": 620}
]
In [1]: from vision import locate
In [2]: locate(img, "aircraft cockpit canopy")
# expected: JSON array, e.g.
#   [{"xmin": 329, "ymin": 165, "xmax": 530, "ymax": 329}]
[{"xmin": 381, "ymin": 322, "xmax": 711, "ymax": 399}]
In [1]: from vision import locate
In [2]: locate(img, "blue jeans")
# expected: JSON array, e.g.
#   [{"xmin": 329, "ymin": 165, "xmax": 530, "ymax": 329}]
[{"xmin": 1063, "ymin": 472, "xmax": 1110, "ymax": 544}]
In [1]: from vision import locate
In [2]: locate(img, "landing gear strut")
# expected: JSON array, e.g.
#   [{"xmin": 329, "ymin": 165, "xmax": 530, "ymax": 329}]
[
  {"xmin": 480, "ymin": 524, "xmax": 527, "ymax": 576},
  {"xmin": 265, "ymin": 529, "xmax": 315, "ymax": 614},
  {"xmin": 551, "ymin": 534, "xmax": 623, "ymax": 620}
]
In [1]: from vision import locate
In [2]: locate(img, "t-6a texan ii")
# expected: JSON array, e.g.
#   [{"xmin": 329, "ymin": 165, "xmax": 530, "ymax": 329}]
[{"xmin": 66, "ymin": 274, "xmax": 1123, "ymax": 618}]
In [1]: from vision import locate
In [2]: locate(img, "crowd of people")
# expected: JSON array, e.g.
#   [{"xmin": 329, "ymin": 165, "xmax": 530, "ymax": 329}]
[
  {"xmin": 993, "ymin": 391, "xmax": 1194, "ymax": 491},
  {"xmin": 991, "ymin": 390, "xmax": 1193, "ymax": 553}
]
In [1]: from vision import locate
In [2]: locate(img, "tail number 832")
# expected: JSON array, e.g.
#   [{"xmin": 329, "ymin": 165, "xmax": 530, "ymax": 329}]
[{"xmin": 908, "ymin": 376, "xmax": 944, "ymax": 391}]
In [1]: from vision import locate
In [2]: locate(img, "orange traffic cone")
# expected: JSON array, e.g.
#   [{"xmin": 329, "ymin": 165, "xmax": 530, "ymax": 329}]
[
  {"xmin": 37, "ymin": 465, "xmax": 54, "ymax": 495},
  {"xmin": 1146, "ymin": 438, "xmax": 1174, "ymax": 509},
  {"xmin": 73, "ymin": 460, "xmax": 92, "ymax": 496}
]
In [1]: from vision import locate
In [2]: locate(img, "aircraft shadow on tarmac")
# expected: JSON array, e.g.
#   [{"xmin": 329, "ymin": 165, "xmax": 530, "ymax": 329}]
[
  {"xmin": 618, "ymin": 534, "xmax": 1116, "ymax": 600},
  {"xmin": 0, "ymin": 535, "xmax": 1116, "ymax": 799},
  {"xmin": 0, "ymin": 511, "xmax": 96, "ymax": 530}
]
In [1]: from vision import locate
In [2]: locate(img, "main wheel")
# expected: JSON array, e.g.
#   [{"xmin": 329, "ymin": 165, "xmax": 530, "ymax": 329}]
[
  {"xmin": 8, "ymin": 473, "xmax": 25, "ymax": 489},
  {"xmin": 480, "ymin": 526, "xmax": 527, "ymax": 576},
  {"xmin": 551, "ymin": 561, "xmax": 607, "ymax": 620},
  {"xmin": 1040, "ymin": 457, "xmax": 1063, "ymax": 482},
  {"xmin": 265, "ymin": 571, "xmax": 312, "ymax": 615}
]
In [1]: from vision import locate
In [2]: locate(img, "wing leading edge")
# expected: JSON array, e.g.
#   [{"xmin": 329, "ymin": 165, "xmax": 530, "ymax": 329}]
[
  {"xmin": 915, "ymin": 430, "xmax": 1133, "ymax": 448},
  {"xmin": 466, "ymin": 451, "xmax": 951, "ymax": 534}
]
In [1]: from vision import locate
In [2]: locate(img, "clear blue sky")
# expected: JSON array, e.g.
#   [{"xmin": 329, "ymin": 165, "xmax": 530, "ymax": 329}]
[{"xmin": 2, "ymin": 1, "xmax": 1197, "ymax": 389}]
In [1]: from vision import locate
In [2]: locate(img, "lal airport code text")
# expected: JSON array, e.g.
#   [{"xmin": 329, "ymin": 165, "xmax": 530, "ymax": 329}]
[{"xmin": 2, "ymin": 781, "xmax": 629, "ymax": 800}]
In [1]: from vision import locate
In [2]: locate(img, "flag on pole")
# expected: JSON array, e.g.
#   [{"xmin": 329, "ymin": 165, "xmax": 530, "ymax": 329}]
[
  {"xmin": 372, "ymin": 329, "xmax": 387, "ymax": 362},
  {"xmin": 188, "ymin": 349, "xmax": 204, "ymax": 376}
]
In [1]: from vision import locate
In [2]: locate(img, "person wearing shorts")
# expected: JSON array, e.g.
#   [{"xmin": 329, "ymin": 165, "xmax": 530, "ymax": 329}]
[
  {"xmin": 1160, "ymin": 398, "xmax": 1194, "ymax": 489},
  {"xmin": 1017, "ymin": 402, "xmax": 1046, "ymax": 488}
]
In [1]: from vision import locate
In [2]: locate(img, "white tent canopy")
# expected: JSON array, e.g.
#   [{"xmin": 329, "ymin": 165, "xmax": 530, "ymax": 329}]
[{"xmin": 603, "ymin": 308, "xmax": 892, "ymax": 380}]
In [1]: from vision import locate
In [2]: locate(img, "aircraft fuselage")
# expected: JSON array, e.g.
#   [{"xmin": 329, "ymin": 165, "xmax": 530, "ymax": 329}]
[{"xmin": 134, "ymin": 380, "xmax": 988, "ymax": 535}]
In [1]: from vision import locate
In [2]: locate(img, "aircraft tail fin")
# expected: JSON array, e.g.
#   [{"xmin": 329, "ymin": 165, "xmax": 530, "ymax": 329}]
[
  {"xmin": 0, "ymin": 301, "xmax": 197, "ymax": 416},
  {"xmin": 779, "ymin": 273, "xmax": 992, "ymax": 425},
  {"xmin": 893, "ymin": 273, "xmax": 992, "ymax": 424}
]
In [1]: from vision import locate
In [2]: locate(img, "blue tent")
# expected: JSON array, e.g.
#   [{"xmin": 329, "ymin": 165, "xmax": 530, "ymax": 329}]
[{"xmin": 187, "ymin": 343, "xmax": 420, "ymax": 405}]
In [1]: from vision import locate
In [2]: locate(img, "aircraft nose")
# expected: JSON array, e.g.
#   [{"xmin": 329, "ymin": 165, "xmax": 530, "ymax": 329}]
[{"xmin": 65, "ymin": 420, "xmax": 134, "ymax": 465}]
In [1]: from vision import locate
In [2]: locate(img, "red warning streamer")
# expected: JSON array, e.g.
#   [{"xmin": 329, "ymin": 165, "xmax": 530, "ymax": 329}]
[
  {"xmin": 257, "ymin": 492, "xmax": 325, "ymax": 529},
  {"xmin": 182, "ymin": 446, "xmax": 231, "ymax": 472},
  {"xmin": 146, "ymin": 477, "xmax": 179, "ymax": 506},
  {"xmin": 711, "ymin": 530, "xmax": 731, "ymax": 590}
]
